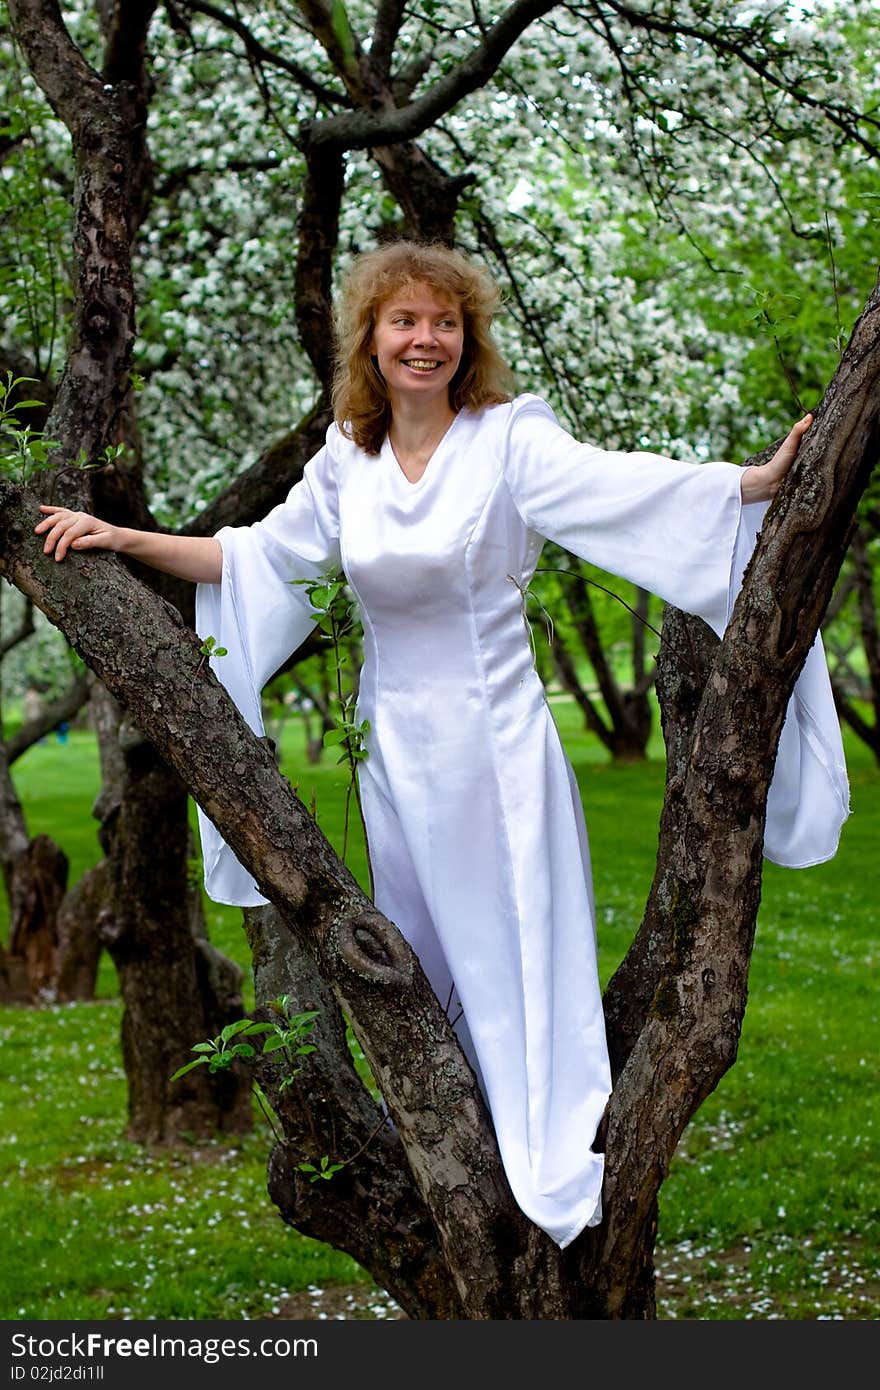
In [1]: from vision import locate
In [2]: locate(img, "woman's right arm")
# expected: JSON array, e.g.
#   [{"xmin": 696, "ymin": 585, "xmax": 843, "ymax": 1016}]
[{"xmin": 34, "ymin": 506, "xmax": 223, "ymax": 583}]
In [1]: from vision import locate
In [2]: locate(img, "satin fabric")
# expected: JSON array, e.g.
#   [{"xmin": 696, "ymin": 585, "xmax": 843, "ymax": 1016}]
[{"xmin": 194, "ymin": 393, "xmax": 849, "ymax": 1247}]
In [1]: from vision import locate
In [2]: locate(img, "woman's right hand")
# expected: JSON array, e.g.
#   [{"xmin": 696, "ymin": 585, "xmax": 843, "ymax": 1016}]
[
  {"xmin": 34, "ymin": 505, "xmax": 123, "ymax": 561},
  {"xmin": 34, "ymin": 505, "xmax": 223, "ymax": 581}
]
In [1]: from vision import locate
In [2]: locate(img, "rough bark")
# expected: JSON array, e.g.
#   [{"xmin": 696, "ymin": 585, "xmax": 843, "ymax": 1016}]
[
  {"xmin": 7, "ymin": 0, "xmax": 149, "ymax": 487},
  {"xmin": 603, "ymin": 606, "xmax": 718, "ymax": 1079},
  {"xmin": 5, "ymin": 832, "xmax": 68, "ymax": 1000},
  {"xmin": 246, "ymin": 903, "xmax": 465, "ymax": 1320}
]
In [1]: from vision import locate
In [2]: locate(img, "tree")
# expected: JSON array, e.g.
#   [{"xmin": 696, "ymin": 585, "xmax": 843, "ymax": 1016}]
[
  {"xmin": 0, "ymin": 0, "xmax": 254, "ymax": 1142},
  {"xmin": 2, "ymin": 0, "xmax": 878, "ymax": 1316}
]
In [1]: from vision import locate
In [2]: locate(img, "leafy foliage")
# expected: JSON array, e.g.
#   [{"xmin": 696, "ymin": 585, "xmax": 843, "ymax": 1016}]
[{"xmin": 0, "ymin": 373, "xmax": 56, "ymax": 483}]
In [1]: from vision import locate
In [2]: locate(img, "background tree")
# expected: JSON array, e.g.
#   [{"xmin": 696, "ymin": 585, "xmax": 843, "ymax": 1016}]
[{"xmin": 1, "ymin": 0, "xmax": 878, "ymax": 1316}]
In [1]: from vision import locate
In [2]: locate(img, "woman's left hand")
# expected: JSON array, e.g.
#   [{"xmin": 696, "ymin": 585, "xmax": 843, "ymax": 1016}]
[{"xmin": 740, "ymin": 413, "xmax": 813, "ymax": 504}]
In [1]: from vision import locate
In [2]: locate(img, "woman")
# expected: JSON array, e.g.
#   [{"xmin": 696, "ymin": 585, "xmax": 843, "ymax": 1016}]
[{"xmin": 35, "ymin": 241, "xmax": 849, "ymax": 1249}]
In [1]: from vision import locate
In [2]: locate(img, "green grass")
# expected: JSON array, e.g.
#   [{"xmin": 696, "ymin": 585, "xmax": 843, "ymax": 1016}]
[{"xmin": 1, "ymin": 703, "xmax": 877, "ymax": 1319}]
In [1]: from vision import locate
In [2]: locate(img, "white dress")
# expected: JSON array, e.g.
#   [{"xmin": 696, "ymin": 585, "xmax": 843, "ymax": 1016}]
[{"xmin": 195, "ymin": 394, "xmax": 850, "ymax": 1248}]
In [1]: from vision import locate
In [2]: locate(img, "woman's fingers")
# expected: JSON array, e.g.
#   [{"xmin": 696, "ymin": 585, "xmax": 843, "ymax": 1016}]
[
  {"xmin": 791, "ymin": 411, "xmax": 813, "ymax": 440},
  {"xmin": 33, "ymin": 508, "xmax": 101, "ymax": 560},
  {"xmin": 769, "ymin": 412, "xmax": 814, "ymax": 481}
]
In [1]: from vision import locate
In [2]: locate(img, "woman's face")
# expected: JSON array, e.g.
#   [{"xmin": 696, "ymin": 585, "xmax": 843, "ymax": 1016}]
[{"xmin": 369, "ymin": 282, "xmax": 465, "ymax": 408}]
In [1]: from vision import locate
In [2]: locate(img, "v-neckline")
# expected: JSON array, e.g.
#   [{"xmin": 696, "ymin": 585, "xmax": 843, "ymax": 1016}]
[{"xmin": 386, "ymin": 410, "xmax": 464, "ymax": 489}]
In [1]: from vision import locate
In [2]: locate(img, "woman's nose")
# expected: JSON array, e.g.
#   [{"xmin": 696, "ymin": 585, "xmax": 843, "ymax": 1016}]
[{"xmin": 413, "ymin": 320, "xmax": 438, "ymax": 344}]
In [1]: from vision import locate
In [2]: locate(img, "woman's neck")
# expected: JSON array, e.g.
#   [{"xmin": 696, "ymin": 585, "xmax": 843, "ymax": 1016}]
[{"xmin": 387, "ymin": 395, "xmax": 458, "ymax": 480}]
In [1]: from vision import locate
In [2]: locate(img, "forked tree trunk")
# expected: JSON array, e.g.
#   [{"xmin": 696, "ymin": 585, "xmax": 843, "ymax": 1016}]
[
  {"xmin": 1, "ymin": 265, "xmax": 876, "ymax": 1309},
  {"xmin": 6, "ymin": 0, "xmax": 879, "ymax": 1317}
]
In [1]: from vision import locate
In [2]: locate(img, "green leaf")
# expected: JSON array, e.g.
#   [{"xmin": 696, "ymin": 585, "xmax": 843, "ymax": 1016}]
[
  {"xmin": 169, "ymin": 1057, "xmax": 209, "ymax": 1081},
  {"xmin": 261, "ymin": 1033, "xmax": 289, "ymax": 1054},
  {"xmin": 191, "ymin": 1041, "xmax": 217, "ymax": 1054},
  {"xmin": 323, "ymin": 728, "xmax": 348, "ymax": 747},
  {"xmin": 220, "ymin": 1018, "xmax": 255, "ymax": 1043}
]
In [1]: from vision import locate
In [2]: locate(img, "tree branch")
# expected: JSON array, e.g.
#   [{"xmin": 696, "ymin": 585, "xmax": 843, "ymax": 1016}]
[
  {"xmin": 295, "ymin": 147, "xmax": 344, "ymax": 391},
  {"xmin": 7, "ymin": 0, "xmax": 107, "ymax": 134},
  {"xmin": 0, "ymin": 599, "xmax": 34, "ymax": 659},
  {"xmin": 595, "ymin": 275, "xmax": 880, "ymax": 1310},
  {"xmin": 295, "ymin": 0, "xmax": 377, "ymax": 99},
  {"xmin": 5, "ymin": 671, "xmax": 89, "ymax": 765},
  {"xmin": 180, "ymin": 0, "xmax": 352, "ymax": 107},
  {"xmin": 370, "ymin": 0, "xmax": 407, "ymax": 80},
  {"xmin": 596, "ymin": 0, "xmax": 880, "ymax": 161},
  {"xmin": 178, "ymin": 398, "xmax": 332, "ymax": 536},
  {"xmin": 0, "ymin": 497, "xmax": 562, "ymax": 1315},
  {"xmin": 245, "ymin": 903, "xmax": 464, "ymax": 1317},
  {"xmin": 102, "ymin": 0, "xmax": 159, "ymax": 86},
  {"xmin": 301, "ymin": 0, "xmax": 560, "ymax": 151}
]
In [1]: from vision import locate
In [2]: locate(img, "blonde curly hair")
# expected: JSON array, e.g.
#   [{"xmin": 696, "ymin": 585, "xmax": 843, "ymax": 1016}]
[{"xmin": 331, "ymin": 241, "xmax": 514, "ymax": 454}]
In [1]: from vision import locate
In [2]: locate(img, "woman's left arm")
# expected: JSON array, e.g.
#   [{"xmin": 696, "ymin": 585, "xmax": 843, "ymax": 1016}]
[{"xmin": 740, "ymin": 413, "xmax": 813, "ymax": 504}]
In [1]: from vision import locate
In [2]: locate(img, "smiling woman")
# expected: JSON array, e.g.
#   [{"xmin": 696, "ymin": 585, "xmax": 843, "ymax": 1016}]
[
  {"xmin": 370, "ymin": 285, "xmax": 465, "ymax": 482},
  {"xmin": 33, "ymin": 239, "xmax": 848, "ymax": 1252}
]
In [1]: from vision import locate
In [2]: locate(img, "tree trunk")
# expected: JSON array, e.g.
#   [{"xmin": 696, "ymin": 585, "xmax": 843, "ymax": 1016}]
[
  {"xmin": 831, "ymin": 526, "xmax": 880, "ymax": 761},
  {"xmin": 548, "ymin": 568, "xmax": 654, "ymax": 761},
  {"xmin": 88, "ymin": 682, "xmax": 251, "ymax": 1142},
  {"xmin": 246, "ymin": 903, "xmax": 465, "ymax": 1319},
  {"xmin": 6, "ymin": 0, "xmax": 254, "ymax": 1136},
  {"xmin": 6, "ymin": 833, "xmax": 69, "ymax": 1001},
  {"xmin": 0, "ymin": 737, "xmax": 69, "ymax": 1004},
  {"xmin": 2, "ymin": 255, "xmax": 875, "ymax": 1298},
  {"xmin": 53, "ymin": 859, "xmax": 107, "ymax": 1002},
  {"xmin": 6, "ymin": 0, "xmax": 879, "ymax": 1317}
]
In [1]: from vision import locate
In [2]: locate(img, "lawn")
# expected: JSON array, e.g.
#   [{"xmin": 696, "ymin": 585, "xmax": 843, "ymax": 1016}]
[{"xmin": 0, "ymin": 702, "xmax": 877, "ymax": 1319}]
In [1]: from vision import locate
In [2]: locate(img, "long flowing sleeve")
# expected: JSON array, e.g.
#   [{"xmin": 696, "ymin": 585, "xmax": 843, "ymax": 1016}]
[
  {"xmin": 503, "ymin": 395, "xmax": 849, "ymax": 867},
  {"xmin": 194, "ymin": 434, "xmax": 342, "ymax": 906}
]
